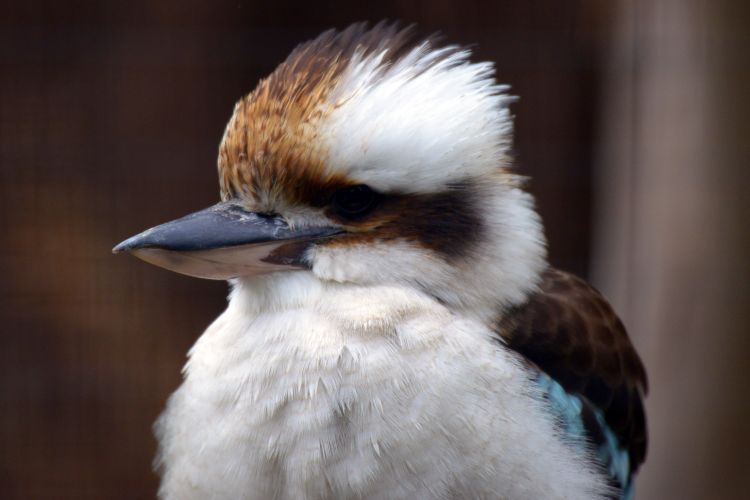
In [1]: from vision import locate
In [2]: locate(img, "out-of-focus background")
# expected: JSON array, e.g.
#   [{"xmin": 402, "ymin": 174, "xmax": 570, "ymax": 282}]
[{"xmin": 1, "ymin": 1, "xmax": 747, "ymax": 498}]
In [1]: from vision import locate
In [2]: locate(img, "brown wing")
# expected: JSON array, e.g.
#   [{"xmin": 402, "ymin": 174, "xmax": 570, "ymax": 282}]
[{"xmin": 497, "ymin": 267, "xmax": 648, "ymax": 472}]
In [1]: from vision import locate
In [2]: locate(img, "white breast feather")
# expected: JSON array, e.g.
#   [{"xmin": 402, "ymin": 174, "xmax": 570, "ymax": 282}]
[{"xmin": 155, "ymin": 273, "xmax": 611, "ymax": 500}]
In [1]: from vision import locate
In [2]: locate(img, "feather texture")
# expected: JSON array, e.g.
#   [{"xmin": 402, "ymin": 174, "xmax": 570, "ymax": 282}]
[
  {"xmin": 139, "ymin": 23, "xmax": 648, "ymax": 500},
  {"xmin": 497, "ymin": 267, "xmax": 648, "ymax": 494},
  {"xmin": 155, "ymin": 273, "xmax": 615, "ymax": 500}
]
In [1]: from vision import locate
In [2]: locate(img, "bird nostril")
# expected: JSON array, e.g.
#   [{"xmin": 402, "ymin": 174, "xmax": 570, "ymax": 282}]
[
  {"xmin": 256, "ymin": 212, "xmax": 288, "ymax": 228},
  {"xmin": 256, "ymin": 212, "xmax": 280, "ymax": 220}
]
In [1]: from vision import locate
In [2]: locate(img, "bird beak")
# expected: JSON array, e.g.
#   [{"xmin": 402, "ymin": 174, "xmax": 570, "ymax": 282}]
[{"xmin": 112, "ymin": 201, "xmax": 342, "ymax": 280}]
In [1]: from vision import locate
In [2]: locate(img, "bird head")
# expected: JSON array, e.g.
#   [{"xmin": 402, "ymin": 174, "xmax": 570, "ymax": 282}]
[{"xmin": 114, "ymin": 23, "xmax": 547, "ymax": 319}]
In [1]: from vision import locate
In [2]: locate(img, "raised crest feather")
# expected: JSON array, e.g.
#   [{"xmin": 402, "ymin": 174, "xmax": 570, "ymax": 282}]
[{"xmin": 218, "ymin": 22, "xmax": 516, "ymax": 207}]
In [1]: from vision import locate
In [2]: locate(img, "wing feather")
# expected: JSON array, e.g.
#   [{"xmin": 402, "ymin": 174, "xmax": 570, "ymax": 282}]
[{"xmin": 497, "ymin": 268, "xmax": 648, "ymax": 472}]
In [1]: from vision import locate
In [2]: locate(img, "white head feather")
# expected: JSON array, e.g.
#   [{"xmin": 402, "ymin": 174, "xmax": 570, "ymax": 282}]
[{"xmin": 322, "ymin": 43, "xmax": 515, "ymax": 193}]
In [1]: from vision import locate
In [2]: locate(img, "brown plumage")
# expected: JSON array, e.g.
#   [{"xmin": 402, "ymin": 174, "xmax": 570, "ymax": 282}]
[
  {"xmin": 321, "ymin": 182, "xmax": 484, "ymax": 259},
  {"xmin": 217, "ymin": 22, "xmax": 417, "ymax": 207},
  {"xmin": 497, "ymin": 268, "xmax": 648, "ymax": 472}
]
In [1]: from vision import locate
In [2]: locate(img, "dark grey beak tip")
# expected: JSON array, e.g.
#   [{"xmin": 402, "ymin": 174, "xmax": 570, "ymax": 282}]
[
  {"xmin": 112, "ymin": 237, "xmax": 136, "ymax": 254},
  {"xmin": 112, "ymin": 227, "xmax": 161, "ymax": 254}
]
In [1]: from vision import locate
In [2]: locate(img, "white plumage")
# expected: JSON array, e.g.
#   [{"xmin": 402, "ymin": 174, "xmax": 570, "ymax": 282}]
[
  {"xmin": 322, "ymin": 44, "xmax": 514, "ymax": 193},
  {"xmin": 114, "ymin": 23, "xmax": 637, "ymax": 500},
  {"xmin": 155, "ymin": 273, "xmax": 610, "ymax": 499}
]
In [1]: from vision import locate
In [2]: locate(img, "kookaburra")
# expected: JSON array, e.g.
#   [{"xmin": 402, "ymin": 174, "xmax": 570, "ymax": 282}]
[{"xmin": 114, "ymin": 23, "xmax": 647, "ymax": 500}]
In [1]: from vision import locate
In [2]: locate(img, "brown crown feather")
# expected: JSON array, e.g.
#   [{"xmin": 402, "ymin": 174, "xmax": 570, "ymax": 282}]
[{"xmin": 217, "ymin": 22, "xmax": 418, "ymax": 208}]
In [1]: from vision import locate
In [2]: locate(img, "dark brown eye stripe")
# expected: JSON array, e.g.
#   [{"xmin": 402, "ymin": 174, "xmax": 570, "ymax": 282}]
[{"xmin": 322, "ymin": 183, "xmax": 484, "ymax": 260}]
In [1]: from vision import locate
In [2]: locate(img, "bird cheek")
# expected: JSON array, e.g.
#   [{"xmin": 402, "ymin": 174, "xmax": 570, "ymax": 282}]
[{"xmin": 306, "ymin": 241, "xmax": 369, "ymax": 284}]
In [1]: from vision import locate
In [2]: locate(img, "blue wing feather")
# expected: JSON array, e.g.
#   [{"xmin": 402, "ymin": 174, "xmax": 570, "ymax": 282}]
[{"xmin": 535, "ymin": 372, "xmax": 633, "ymax": 499}]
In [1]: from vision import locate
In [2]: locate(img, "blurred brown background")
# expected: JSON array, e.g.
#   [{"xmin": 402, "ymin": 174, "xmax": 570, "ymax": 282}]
[{"xmin": 1, "ymin": 1, "xmax": 748, "ymax": 499}]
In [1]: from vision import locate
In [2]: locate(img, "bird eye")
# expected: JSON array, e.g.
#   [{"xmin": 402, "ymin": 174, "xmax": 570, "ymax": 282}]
[{"xmin": 331, "ymin": 184, "xmax": 379, "ymax": 219}]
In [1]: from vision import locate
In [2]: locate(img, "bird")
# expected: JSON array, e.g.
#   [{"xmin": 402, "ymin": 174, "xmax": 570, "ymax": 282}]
[{"xmin": 114, "ymin": 22, "xmax": 647, "ymax": 500}]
